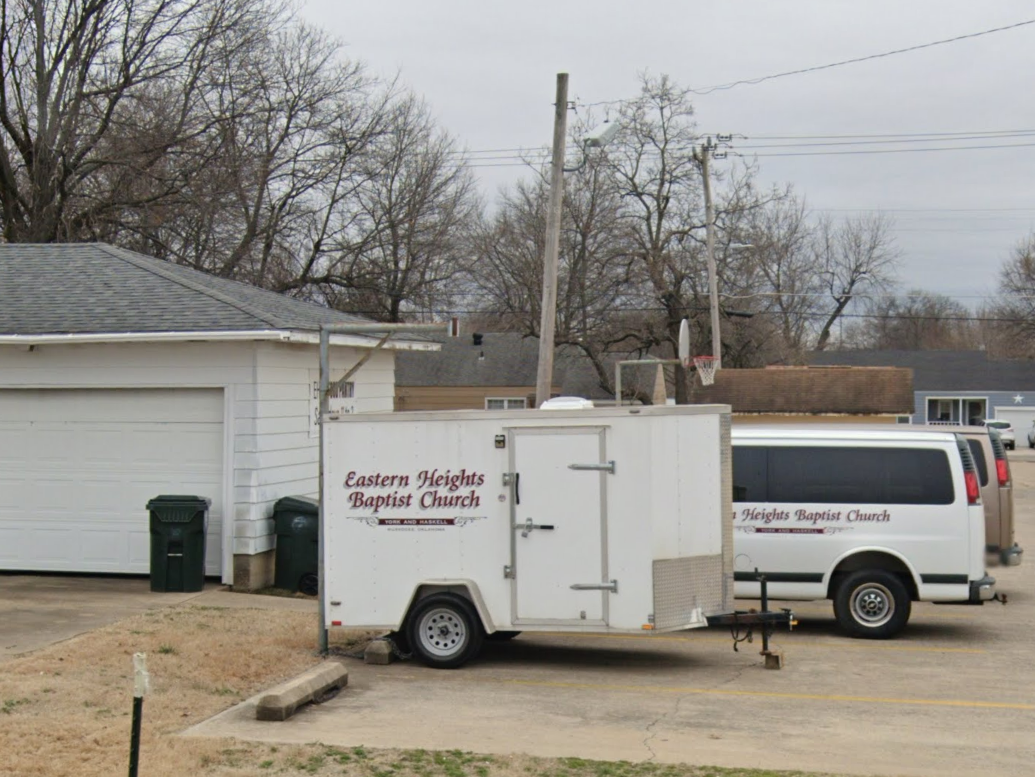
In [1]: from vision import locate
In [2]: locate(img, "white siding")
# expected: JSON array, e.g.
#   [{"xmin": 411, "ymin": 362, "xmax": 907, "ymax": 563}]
[
  {"xmin": 0, "ymin": 338, "xmax": 397, "ymax": 582},
  {"xmin": 234, "ymin": 342, "xmax": 396, "ymax": 556}
]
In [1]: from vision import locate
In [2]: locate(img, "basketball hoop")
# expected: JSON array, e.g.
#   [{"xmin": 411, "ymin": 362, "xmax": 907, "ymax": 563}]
[{"xmin": 693, "ymin": 355, "xmax": 717, "ymax": 386}]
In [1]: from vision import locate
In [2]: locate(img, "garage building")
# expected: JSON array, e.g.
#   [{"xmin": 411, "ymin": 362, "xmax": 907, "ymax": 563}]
[{"xmin": 0, "ymin": 244, "xmax": 432, "ymax": 588}]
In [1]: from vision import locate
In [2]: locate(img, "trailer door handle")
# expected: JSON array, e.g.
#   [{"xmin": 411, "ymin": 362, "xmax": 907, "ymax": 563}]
[
  {"xmin": 570, "ymin": 580, "xmax": 619, "ymax": 593},
  {"xmin": 568, "ymin": 461, "xmax": 615, "ymax": 474},
  {"xmin": 516, "ymin": 518, "xmax": 554, "ymax": 537},
  {"xmin": 514, "ymin": 472, "xmax": 520, "ymax": 505}
]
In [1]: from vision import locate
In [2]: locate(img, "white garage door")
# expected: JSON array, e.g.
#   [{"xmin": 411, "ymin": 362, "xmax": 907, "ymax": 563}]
[
  {"xmin": 994, "ymin": 407, "xmax": 1035, "ymax": 446},
  {"xmin": 0, "ymin": 389, "xmax": 224, "ymax": 575}
]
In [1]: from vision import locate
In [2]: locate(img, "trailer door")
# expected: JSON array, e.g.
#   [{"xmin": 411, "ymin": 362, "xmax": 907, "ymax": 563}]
[{"xmin": 510, "ymin": 427, "xmax": 608, "ymax": 624}]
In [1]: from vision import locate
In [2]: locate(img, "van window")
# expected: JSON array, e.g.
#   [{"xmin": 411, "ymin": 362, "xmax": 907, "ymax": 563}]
[
  {"xmin": 966, "ymin": 439, "xmax": 989, "ymax": 487},
  {"xmin": 732, "ymin": 447, "xmax": 767, "ymax": 501},
  {"xmin": 733, "ymin": 446, "xmax": 954, "ymax": 505}
]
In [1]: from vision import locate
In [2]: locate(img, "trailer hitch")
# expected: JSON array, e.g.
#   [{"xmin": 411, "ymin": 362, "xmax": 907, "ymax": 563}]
[{"xmin": 706, "ymin": 571, "xmax": 796, "ymax": 669}]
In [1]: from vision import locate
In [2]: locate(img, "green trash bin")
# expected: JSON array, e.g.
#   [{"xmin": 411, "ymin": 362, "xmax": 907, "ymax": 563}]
[
  {"xmin": 147, "ymin": 495, "xmax": 211, "ymax": 593},
  {"xmin": 273, "ymin": 496, "xmax": 319, "ymax": 595}
]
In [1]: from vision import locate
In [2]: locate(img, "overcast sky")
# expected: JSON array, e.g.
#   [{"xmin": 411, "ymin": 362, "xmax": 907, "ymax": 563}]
[{"xmin": 300, "ymin": 1, "xmax": 1035, "ymax": 305}]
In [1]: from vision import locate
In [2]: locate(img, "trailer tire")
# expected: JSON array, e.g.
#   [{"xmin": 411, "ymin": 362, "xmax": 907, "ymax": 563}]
[
  {"xmin": 833, "ymin": 570, "xmax": 911, "ymax": 639},
  {"xmin": 406, "ymin": 593, "xmax": 484, "ymax": 668},
  {"xmin": 298, "ymin": 573, "xmax": 319, "ymax": 597},
  {"xmin": 486, "ymin": 630, "xmax": 521, "ymax": 641}
]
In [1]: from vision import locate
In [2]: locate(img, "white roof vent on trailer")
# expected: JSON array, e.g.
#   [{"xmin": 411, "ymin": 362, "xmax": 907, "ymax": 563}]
[{"xmin": 540, "ymin": 396, "xmax": 595, "ymax": 409}]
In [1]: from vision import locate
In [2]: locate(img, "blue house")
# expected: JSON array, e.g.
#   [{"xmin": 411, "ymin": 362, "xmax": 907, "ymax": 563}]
[{"xmin": 810, "ymin": 350, "xmax": 1035, "ymax": 435}]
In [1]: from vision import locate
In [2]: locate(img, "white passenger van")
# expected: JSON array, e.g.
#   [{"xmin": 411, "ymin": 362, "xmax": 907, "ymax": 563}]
[{"xmin": 731, "ymin": 425, "xmax": 996, "ymax": 639}]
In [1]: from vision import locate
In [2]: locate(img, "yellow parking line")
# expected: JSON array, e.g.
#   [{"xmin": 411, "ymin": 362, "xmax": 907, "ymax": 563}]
[
  {"xmin": 494, "ymin": 678, "xmax": 1034, "ymax": 711},
  {"xmin": 533, "ymin": 631, "xmax": 985, "ymax": 654}
]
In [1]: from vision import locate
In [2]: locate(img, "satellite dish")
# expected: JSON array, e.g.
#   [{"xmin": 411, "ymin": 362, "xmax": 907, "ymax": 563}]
[{"xmin": 678, "ymin": 319, "xmax": 691, "ymax": 368}]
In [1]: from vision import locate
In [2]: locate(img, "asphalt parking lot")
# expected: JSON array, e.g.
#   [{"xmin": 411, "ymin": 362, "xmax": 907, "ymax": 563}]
[{"xmin": 191, "ymin": 457, "xmax": 1035, "ymax": 777}]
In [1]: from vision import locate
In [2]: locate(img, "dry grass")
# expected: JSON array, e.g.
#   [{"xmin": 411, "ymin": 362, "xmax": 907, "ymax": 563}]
[
  {"xmin": 0, "ymin": 605, "xmax": 330, "ymax": 777},
  {"xmin": 0, "ymin": 604, "xmax": 838, "ymax": 777}
]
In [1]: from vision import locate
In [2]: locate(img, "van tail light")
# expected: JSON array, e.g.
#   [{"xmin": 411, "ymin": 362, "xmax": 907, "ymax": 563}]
[
  {"xmin": 996, "ymin": 460, "xmax": 1009, "ymax": 487},
  {"xmin": 965, "ymin": 470, "xmax": 980, "ymax": 504}
]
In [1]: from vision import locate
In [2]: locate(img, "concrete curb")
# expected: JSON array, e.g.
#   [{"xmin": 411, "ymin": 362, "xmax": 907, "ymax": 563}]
[{"xmin": 255, "ymin": 660, "xmax": 348, "ymax": 721}]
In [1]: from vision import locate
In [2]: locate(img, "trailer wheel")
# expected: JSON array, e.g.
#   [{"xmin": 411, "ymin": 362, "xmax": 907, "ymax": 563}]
[
  {"xmin": 298, "ymin": 573, "xmax": 319, "ymax": 597},
  {"xmin": 833, "ymin": 570, "xmax": 911, "ymax": 639},
  {"xmin": 406, "ymin": 594, "xmax": 484, "ymax": 668}
]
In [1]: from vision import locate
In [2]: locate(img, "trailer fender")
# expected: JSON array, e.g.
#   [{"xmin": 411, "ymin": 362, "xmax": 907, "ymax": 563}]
[
  {"xmin": 824, "ymin": 546, "xmax": 922, "ymax": 600},
  {"xmin": 399, "ymin": 580, "xmax": 495, "ymax": 634}
]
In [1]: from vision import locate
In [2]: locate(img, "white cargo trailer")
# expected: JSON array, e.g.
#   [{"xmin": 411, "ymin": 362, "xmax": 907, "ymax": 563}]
[{"xmin": 320, "ymin": 404, "xmax": 754, "ymax": 668}]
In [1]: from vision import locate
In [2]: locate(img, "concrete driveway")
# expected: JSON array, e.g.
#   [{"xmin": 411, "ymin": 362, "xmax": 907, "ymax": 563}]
[
  {"xmin": 187, "ymin": 460, "xmax": 1035, "ymax": 777},
  {"xmin": 0, "ymin": 574, "xmax": 215, "ymax": 660}
]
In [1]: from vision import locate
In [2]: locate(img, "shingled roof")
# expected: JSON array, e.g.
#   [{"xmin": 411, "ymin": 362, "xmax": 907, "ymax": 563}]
[
  {"xmin": 810, "ymin": 349, "xmax": 1035, "ymax": 391},
  {"xmin": 690, "ymin": 366, "xmax": 914, "ymax": 414},
  {"xmin": 396, "ymin": 332, "xmax": 613, "ymax": 399},
  {"xmin": 0, "ymin": 243, "xmax": 371, "ymax": 336}
]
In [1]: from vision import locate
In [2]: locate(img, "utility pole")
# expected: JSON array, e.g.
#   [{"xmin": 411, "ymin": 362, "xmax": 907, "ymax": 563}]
[
  {"xmin": 697, "ymin": 136, "xmax": 721, "ymax": 370},
  {"xmin": 535, "ymin": 73, "xmax": 569, "ymax": 408}
]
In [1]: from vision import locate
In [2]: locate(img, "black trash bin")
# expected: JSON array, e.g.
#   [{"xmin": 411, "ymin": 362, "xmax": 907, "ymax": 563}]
[
  {"xmin": 147, "ymin": 495, "xmax": 211, "ymax": 593},
  {"xmin": 273, "ymin": 496, "xmax": 319, "ymax": 595}
]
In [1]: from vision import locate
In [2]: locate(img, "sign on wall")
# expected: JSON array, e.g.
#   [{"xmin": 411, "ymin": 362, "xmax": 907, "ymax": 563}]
[{"xmin": 309, "ymin": 370, "xmax": 356, "ymax": 437}]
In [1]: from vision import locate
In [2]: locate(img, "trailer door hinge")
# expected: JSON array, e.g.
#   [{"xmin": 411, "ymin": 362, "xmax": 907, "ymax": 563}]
[{"xmin": 503, "ymin": 564, "xmax": 514, "ymax": 579}]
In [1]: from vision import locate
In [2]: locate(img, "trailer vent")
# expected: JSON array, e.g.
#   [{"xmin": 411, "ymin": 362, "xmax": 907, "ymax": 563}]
[{"xmin": 652, "ymin": 554, "xmax": 730, "ymax": 629}]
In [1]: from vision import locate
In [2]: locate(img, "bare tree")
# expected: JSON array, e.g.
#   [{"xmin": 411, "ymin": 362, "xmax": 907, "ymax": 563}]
[
  {"xmin": 470, "ymin": 177, "xmax": 549, "ymax": 332},
  {"xmin": 309, "ymin": 94, "xmax": 480, "ymax": 321},
  {"xmin": 0, "ymin": 0, "xmax": 269, "ymax": 242},
  {"xmin": 813, "ymin": 213, "xmax": 899, "ymax": 350},
  {"xmin": 738, "ymin": 190, "xmax": 819, "ymax": 361},
  {"xmin": 602, "ymin": 74, "xmax": 705, "ymax": 401},
  {"xmin": 845, "ymin": 290, "xmax": 977, "ymax": 350},
  {"xmin": 470, "ymin": 148, "xmax": 641, "ymax": 397},
  {"xmin": 983, "ymin": 233, "xmax": 1035, "ymax": 357},
  {"xmin": 470, "ymin": 75, "xmax": 790, "ymax": 401},
  {"xmin": 109, "ymin": 21, "xmax": 393, "ymax": 293}
]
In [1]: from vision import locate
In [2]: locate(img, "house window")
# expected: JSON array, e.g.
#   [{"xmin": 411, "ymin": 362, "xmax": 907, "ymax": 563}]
[
  {"xmin": 486, "ymin": 397, "xmax": 527, "ymax": 410},
  {"xmin": 925, "ymin": 397, "xmax": 987, "ymax": 426}
]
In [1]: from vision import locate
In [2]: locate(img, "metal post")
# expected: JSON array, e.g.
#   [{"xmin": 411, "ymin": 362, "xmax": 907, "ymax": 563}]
[
  {"xmin": 615, "ymin": 359, "xmax": 681, "ymax": 407},
  {"xmin": 128, "ymin": 653, "xmax": 149, "ymax": 777},
  {"xmin": 318, "ymin": 329, "xmax": 330, "ymax": 654},
  {"xmin": 128, "ymin": 697, "xmax": 143, "ymax": 777},
  {"xmin": 700, "ymin": 137, "xmax": 722, "ymax": 370},
  {"xmin": 759, "ymin": 571, "xmax": 770, "ymax": 654},
  {"xmin": 317, "ymin": 322, "xmax": 451, "ymax": 654},
  {"xmin": 535, "ymin": 73, "xmax": 569, "ymax": 408}
]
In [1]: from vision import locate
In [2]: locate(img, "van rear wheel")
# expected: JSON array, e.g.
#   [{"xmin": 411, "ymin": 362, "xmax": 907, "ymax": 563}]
[
  {"xmin": 833, "ymin": 570, "xmax": 911, "ymax": 639},
  {"xmin": 406, "ymin": 593, "xmax": 484, "ymax": 669}
]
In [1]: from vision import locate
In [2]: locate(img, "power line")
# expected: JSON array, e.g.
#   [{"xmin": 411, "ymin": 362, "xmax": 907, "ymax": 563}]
[
  {"xmin": 688, "ymin": 18, "xmax": 1035, "ymax": 95},
  {"xmin": 456, "ymin": 129, "xmax": 1035, "ymax": 158},
  {"xmin": 729, "ymin": 129, "xmax": 1035, "ymax": 141},
  {"xmin": 814, "ymin": 207, "xmax": 1035, "ymax": 213},
  {"xmin": 737, "ymin": 140, "xmax": 1035, "ymax": 158},
  {"xmin": 458, "ymin": 139, "xmax": 1035, "ymax": 166},
  {"xmin": 736, "ymin": 132, "xmax": 1035, "ymax": 150}
]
